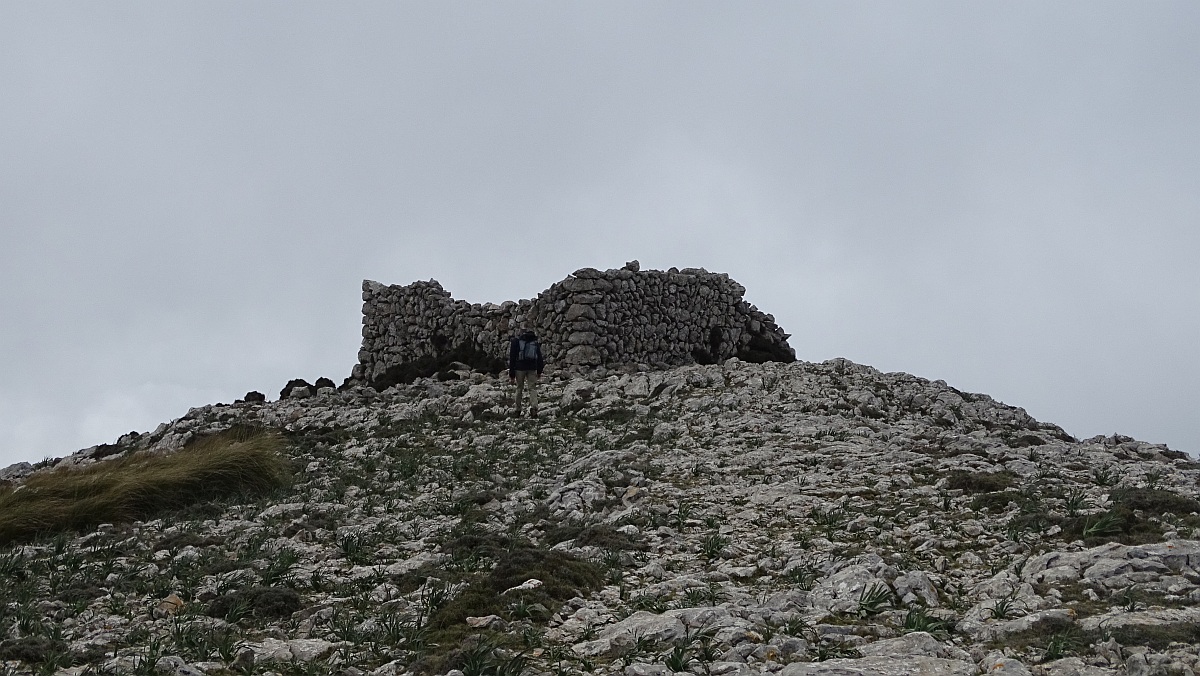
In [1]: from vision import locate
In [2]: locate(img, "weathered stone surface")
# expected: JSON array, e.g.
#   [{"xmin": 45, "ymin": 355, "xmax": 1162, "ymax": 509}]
[
  {"xmin": 564, "ymin": 345, "xmax": 603, "ymax": 365},
  {"xmin": 1038, "ymin": 657, "xmax": 1118, "ymax": 676},
  {"xmin": 857, "ymin": 632, "xmax": 968, "ymax": 661},
  {"xmin": 1079, "ymin": 606, "xmax": 1200, "ymax": 631},
  {"xmin": 572, "ymin": 611, "xmax": 685, "ymax": 657},
  {"xmin": 564, "ymin": 303, "xmax": 596, "ymax": 321},
  {"xmin": 809, "ymin": 565, "xmax": 883, "ymax": 613},
  {"xmin": 624, "ymin": 664, "xmax": 670, "ymax": 676},
  {"xmin": 0, "ymin": 461, "xmax": 32, "ymax": 480},
  {"xmin": 893, "ymin": 571, "xmax": 939, "ymax": 607},
  {"xmin": 780, "ymin": 655, "xmax": 975, "ymax": 675},
  {"xmin": 983, "ymin": 656, "xmax": 1032, "ymax": 676},
  {"xmin": 154, "ymin": 656, "xmax": 204, "ymax": 676}
]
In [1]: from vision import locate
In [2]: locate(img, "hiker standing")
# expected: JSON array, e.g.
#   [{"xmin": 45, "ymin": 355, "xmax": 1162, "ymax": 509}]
[{"xmin": 509, "ymin": 330, "xmax": 545, "ymax": 418}]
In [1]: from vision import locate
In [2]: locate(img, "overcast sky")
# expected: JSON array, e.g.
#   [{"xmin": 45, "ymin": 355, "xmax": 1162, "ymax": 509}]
[{"xmin": 2, "ymin": 2, "xmax": 1198, "ymax": 467}]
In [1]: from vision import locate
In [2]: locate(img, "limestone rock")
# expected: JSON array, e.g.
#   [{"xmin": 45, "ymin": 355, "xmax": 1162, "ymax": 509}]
[
  {"xmin": 565, "ymin": 345, "xmax": 603, "ymax": 365},
  {"xmin": 780, "ymin": 655, "xmax": 975, "ymax": 675},
  {"xmin": 1038, "ymin": 658, "xmax": 1116, "ymax": 676},
  {"xmin": 857, "ymin": 632, "xmax": 969, "ymax": 661},
  {"xmin": 572, "ymin": 611, "xmax": 686, "ymax": 657},
  {"xmin": 154, "ymin": 656, "xmax": 204, "ymax": 676},
  {"xmin": 809, "ymin": 565, "xmax": 885, "ymax": 613}
]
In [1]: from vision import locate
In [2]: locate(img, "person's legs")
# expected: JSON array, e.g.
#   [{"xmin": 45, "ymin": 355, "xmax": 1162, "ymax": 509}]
[
  {"xmin": 514, "ymin": 371, "xmax": 527, "ymax": 413},
  {"xmin": 527, "ymin": 373, "xmax": 539, "ymax": 416}
]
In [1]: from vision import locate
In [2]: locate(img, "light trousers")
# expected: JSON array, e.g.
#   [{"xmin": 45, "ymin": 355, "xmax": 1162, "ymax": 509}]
[{"xmin": 514, "ymin": 370, "xmax": 539, "ymax": 411}]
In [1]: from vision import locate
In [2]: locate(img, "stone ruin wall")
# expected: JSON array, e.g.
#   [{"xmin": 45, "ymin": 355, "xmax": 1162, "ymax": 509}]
[{"xmin": 350, "ymin": 264, "xmax": 794, "ymax": 384}]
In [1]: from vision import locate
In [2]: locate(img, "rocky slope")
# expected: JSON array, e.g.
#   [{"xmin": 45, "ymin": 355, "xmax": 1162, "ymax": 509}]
[{"xmin": 3, "ymin": 358, "xmax": 1200, "ymax": 676}]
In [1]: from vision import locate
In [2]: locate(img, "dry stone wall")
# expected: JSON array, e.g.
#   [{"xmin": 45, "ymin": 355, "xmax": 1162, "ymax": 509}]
[{"xmin": 351, "ymin": 262, "xmax": 794, "ymax": 384}]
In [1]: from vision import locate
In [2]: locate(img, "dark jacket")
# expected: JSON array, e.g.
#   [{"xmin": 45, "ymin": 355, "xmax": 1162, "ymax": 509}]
[{"xmin": 509, "ymin": 331, "xmax": 545, "ymax": 377}]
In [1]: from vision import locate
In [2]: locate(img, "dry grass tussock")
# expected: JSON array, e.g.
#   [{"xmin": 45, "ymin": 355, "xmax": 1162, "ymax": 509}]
[{"xmin": 0, "ymin": 428, "xmax": 290, "ymax": 545}]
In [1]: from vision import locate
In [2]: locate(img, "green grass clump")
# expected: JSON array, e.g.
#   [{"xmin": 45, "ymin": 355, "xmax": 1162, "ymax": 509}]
[{"xmin": 0, "ymin": 428, "xmax": 290, "ymax": 545}]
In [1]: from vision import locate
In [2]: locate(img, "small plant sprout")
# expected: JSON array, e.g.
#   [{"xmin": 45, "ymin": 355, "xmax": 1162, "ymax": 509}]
[
  {"xmin": 856, "ymin": 583, "xmax": 895, "ymax": 617},
  {"xmin": 662, "ymin": 643, "xmax": 692, "ymax": 672},
  {"xmin": 1091, "ymin": 466, "xmax": 1119, "ymax": 487},
  {"xmin": 672, "ymin": 502, "xmax": 693, "ymax": 531},
  {"xmin": 1082, "ymin": 511, "xmax": 1121, "ymax": 538},
  {"xmin": 700, "ymin": 532, "xmax": 729, "ymax": 560},
  {"xmin": 1063, "ymin": 487, "xmax": 1093, "ymax": 517},
  {"xmin": 903, "ymin": 607, "xmax": 951, "ymax": 637},
  {"xmin": 1143, "ymin": 470, "xmax": 1165, "ymax": 490},
  {"xmin": 990, "ymin": 588, "xmax": 1024, "ymax": 620}
]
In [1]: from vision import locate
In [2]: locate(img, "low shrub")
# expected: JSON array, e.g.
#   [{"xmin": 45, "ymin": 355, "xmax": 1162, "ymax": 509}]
[
  {"xmin": 0, "ymin": 636, "xmax": 69, "ymax": 664},
  {"xmin": 154, "ymin": 532, "xmax": 225, "ymax": 552},
  {"xmin": 1114, "ymin": 488, "xmax": 1200, "ymax": 517},
  {"xmin": 1053, "ymin": 489, "xmax": 1199, "ymax": 546},
  {"xmin": 946, "ymin": 470, "xmax": 1015, "ymax": 494},
  {"xmin": 970, "ymin": 491, "xmax": 1022, "ymax": 513},
  {"xmin": 207, "ymin": 586, "xmax": 302, "ymax": 621},
  {"xmin": 1109, "ymin": 622, "xmax": 1200, "ymax": 650},
  {"xmin": 422, "ymin": 537, "xmax": 604, "ymax": 632},
  {"xmin": 542, "ymin": 523, "xmax": 646, "ymax": 550}
]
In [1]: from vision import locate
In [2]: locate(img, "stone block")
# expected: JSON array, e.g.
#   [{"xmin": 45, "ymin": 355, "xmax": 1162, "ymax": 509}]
[
  {"xmin": 565, "ymin": 345, "xmax": 603, "ymax": 365},
  {"xmin": 565, "ymin": 303, "xmax": 597, "ymax": 321}
]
